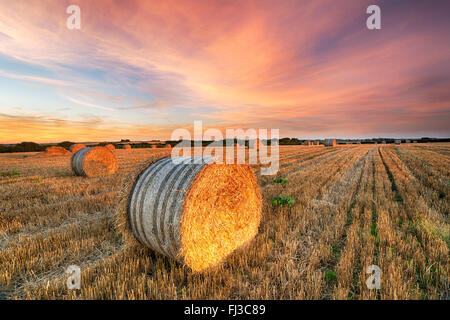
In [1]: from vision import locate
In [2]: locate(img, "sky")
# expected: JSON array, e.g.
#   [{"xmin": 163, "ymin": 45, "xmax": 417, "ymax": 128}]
[{"xmin": 0, "ymin": 0, "xmax": 449, "ymax": 143}]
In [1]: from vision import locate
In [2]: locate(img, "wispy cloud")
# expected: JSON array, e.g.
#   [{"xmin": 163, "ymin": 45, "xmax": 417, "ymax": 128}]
[
  {"xmin": 0, "ymin": 69, "xmax": 71, "ymax": 87},
  {"xmin": 61, "ymin": 95, "xmax": 117, "ymax": 111}
]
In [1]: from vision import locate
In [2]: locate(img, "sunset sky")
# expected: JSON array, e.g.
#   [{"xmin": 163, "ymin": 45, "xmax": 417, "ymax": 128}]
[{"xmin": 0, "ymin": 0, "xmax": 449, "ymax": 143}]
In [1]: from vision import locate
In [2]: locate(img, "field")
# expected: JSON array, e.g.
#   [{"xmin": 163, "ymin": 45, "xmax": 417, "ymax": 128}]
[{"xmin": 0, "ymin": 143, "xmax": 448, "ymax": 300}]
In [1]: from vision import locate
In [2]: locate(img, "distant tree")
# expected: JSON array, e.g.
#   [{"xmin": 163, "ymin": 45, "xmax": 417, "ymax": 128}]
[
  {"xmin": 14, "ymin": 142, "xmax": 45, "ymax": 152},
  {"xmin": 0, "ymin": 145, "xmax": 12, "ymax": 153},
  {"xmin": 57, "ymin": 141, "xmax": 75, "ymax": 150},
  {"xmin": 0, "ymin": 142, "xmax": 45, "ymax": 153},
  {"xmin": 133, "ymin": 143, "xmax": 152, "ymax": 149},
  {"xmin": 279, "ymin": 138, "xmax": 301, "ymax": 145}
]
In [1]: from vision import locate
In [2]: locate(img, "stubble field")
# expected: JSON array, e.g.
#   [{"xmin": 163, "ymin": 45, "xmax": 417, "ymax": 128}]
[{"xmin": 0, "ymin": 143, "xmax": 448, "ymax": 299}]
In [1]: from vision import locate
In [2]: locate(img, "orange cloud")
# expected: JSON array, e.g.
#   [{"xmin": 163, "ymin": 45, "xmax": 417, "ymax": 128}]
[{"xmin": 0, "ymin": 113, "xmax": 180, "ymax": 143}]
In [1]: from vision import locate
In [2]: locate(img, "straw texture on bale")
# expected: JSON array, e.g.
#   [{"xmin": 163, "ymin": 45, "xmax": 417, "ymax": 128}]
[
  {"xmin": 106, "ymin": 144, "xmax": 115, "ymax": 151},
  {"xmin": 124, "ymin": 144, "xmax": 132, "ymax": 150},
  {"xmin": 37, "ymin": 146, "xmax": 71, "ymax": 157},
  {"xmin": 115, "ymin": 156, "xmax": 262, "ymax": 272},
  {"xmin": 71, "ymin": 146, "xmax": 118, "ymax": 177},
  {"xmin": 69, "ymin": 144, "xmax": 86, "ymax": 154}
]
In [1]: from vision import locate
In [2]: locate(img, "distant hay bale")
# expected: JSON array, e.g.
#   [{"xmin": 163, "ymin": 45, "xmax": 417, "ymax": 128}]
[
  {"xmin": 71, "ymin": 146, "xmax": 118, "ymax": 177},
  {"xmin": 151, "ymin": 145, "xmax": 157, "ymax": 149},
  {"xmin": 166, "ymin": 144, "xmax": 172, "ymax": 148},
  {"xmin": 115, "ymin": 156, "xmax": 262, "ymax": 272},
  {"xmin": 324, "ymin": 138, "xmax": 336, "ymax": 147},
  {"xmin": 106, "ymin": 144, "xmax": 115, "ymax": 151},
  {"xmin": 69, "ymin": 144, "xmax": 86, "ymax": 154},
  {"xmin": 37, "ymin": 146, "xmax": 72, "ymax": 157},
  {"xmin": 315, "ymin": 141, "xmax": 320, "ymax": 146},
  {"xmin": 124, "ymin": 144, "xmax": 132, "ymax": 150}
]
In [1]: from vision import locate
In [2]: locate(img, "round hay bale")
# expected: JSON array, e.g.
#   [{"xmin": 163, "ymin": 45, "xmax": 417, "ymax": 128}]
[
  {"xmin": 166, "ymin": 144, "xmax": 172, "ymax": 148},
  {"xmin": 124, "ymin": 144, "xmax": 132, "ymax": 150},
  {"xmin": 69, "ymin": 143, "xmax": 86, "ymax": 154},
  {"xmin": 71, "ymin": 146, "xmax": 118, "ymax": 177},
  {"xmin": 106, "ymin": 144, "xmax": 115, "ymax": 151},
  {"xmin": 115, "ymin": 156, "xmax": 262, "ymax": 272},
  {"xmin": 151, "ymin": 145, "xmax": 157, "ymax": 149},
  {"xmin": 38, "ymin": 146, "xmax": 71, "ymax": 157}
]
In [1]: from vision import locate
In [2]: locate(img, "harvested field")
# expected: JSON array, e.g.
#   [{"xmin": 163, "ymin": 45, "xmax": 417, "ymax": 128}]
[{"xmin": 0, "ymin": 144, "xmax": 448, "ymax": 299}]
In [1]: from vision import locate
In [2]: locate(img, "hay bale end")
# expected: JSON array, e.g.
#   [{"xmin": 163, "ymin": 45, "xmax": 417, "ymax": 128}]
[
  {"xmin": 115, "ymin": 156, "xmax": 262, "ymax": 272},
  {"xmin": 71, "ymin": 146, "xmax": 118, "ymax": 177}
]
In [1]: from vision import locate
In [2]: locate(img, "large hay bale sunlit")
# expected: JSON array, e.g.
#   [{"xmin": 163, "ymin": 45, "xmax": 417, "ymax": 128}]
[
  {"xmin": 71, "ymin": 146, "xmax": 118, "ymax": 177},
  {"xmin": 115, "ymin": 156, "xmax": 262, "ymax": 272}
]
